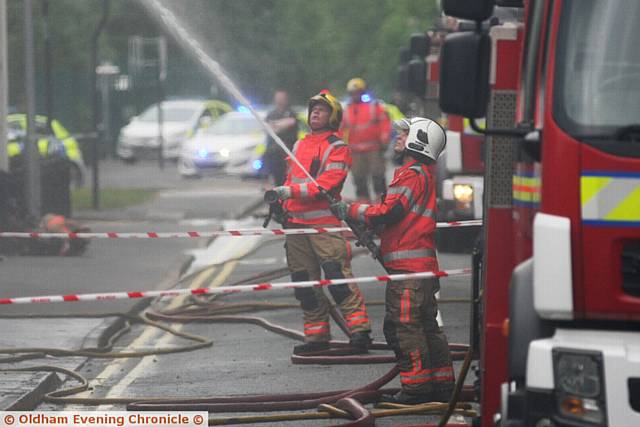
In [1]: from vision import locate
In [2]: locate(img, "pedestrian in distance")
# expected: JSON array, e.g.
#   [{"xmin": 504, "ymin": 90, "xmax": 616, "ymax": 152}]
[
  {"xmin": 264, "ymin": 89, "xmax": 299, "ymax": 186},
  {"xmin": 331, "ymin": 117, "xmax": 455, "ymax": 404},
  {"xmin": 341, "ymin": 77, "xmax": 392, "ymax": 202},
  {"xmin": 267, "ymin": 90, "xmax": 373, "ymax": 356}
]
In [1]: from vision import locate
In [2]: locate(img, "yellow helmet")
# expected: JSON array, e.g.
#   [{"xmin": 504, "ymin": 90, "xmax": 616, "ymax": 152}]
[
  {"xmin": 346, "ymin": 77, "xmax": 367, "ymax": 93},
  {"xmin": 308, "ymin": 90, "xmax": 343, "ymax": 131}
]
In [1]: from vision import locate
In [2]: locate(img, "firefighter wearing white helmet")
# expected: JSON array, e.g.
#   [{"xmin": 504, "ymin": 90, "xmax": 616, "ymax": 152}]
[{"xmin": 330, "ymin": 117, "xmax": 454, "ymax": 404}]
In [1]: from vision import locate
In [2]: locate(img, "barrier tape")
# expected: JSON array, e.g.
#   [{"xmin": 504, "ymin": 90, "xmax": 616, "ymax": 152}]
[
  {"xmin": 0, "ymin": 220, "xmax": 482, "ymax": 239},
  {"xmin": 0, "ymin": 268, "xmax": 471, "ymax": 305}
]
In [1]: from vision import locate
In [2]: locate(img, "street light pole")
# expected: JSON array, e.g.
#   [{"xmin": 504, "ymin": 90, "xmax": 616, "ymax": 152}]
[
  {"xmin": 90, "ymin": 0, "xmax": 110, "ymax": 210},
  {"xmin": 0, "ymin": 0, "xmax": 8, "ymax": 172},
  {"xmin": 24, "ymin": 0, "xmax": 41, "ymax": 219}
]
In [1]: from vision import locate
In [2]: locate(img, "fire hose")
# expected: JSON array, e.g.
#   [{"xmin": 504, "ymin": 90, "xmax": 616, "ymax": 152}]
[{"xmin": 1, "ymin": 249, "xmax": 477, "ymax": 425}]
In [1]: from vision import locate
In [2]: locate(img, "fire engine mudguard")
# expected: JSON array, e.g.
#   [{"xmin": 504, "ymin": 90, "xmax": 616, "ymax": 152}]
[{"xmin": 508, "ymin": 259, "xmax": 554, "ymax": 382}]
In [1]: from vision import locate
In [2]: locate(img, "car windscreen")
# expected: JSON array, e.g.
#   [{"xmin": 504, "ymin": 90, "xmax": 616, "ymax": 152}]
[
  {"xmin": 137, "ymin": 105, "xmax": 198, "ymax": 123},
  {"xmin": 204, "ymin": 115, "xmax": 264, "ymax": 135},
  {"xmin": 553, "ymin": 0, "xmax": 640, "ymax": 138}
]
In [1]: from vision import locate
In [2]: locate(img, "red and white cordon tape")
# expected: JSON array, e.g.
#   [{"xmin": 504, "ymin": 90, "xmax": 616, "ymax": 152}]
[
  {"xmin": 0, "ymin": 220, "xmax": 482, "ymax": 240},
  {"xmin": 0, "ymin": 268, "xmax": 471, "ymax": 305}
]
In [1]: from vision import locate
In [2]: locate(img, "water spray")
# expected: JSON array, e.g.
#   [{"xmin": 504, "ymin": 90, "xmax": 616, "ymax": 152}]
[{"xmin": 138, "ymin": 0, "xmax": 318, "ymax": 186}]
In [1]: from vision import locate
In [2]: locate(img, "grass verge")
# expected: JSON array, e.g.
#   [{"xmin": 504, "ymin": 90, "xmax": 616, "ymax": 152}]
[{"xmin": 72, "ymin": 188, "xmax": 157, "ymax": 211}]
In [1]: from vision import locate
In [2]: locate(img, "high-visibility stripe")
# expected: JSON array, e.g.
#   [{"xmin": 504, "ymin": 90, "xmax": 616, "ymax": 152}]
[
  {"xmin": 304, "ymin": 322, "xmax": 329, "ymax": 335},
  {"xmin": 383, "ymin": 248, "xmax": 437, "ymax": 263},
  {"xmin": 581, "ymin": 172, "xmax": 640, "ymax": 225},
  {"xmin": 356, "ymin": 204, "xmax": 370, "ymax": 222},
  {"xmin": 347, "ymin": 317, "xmax": 370, "ymax": 327},
  {"xmin": 325, "ymin": 162, "xmax": 348, "ymax": 171},
  {"xmin": 291, "ymin": 176, "xmax": 312, "ymax": 184},
  {"xmin": 387, "ymin": 186, "xmax": 415, "ymax": 207},
  {"xmin": 400, "ymin": 289, "xmax": 411, "ymax": 323},
  {"xmin": 513, "ymin": 174, "xmax": 541, "ymax": 206},
  {"xmin": 299, "ymin": 184, "xmax": 310, "ymax": 198},
  {"xmin": 289, "ymin": 209, "xmax": 334, "ymax": 220},
  {"xmin": 319, "ymin": 139, "xmax": 346, "ymax": 172},
  {"xmin": 410, "ymin": 206, "xmax": 435, "ymax": 218}
]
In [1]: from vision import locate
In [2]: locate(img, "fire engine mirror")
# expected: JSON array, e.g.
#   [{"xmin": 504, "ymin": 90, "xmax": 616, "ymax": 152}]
[
  {"xmin": 439, "ymin": 31, "xmax": 491, "ymax": 119},
  {"xmin": 443, "ymin": 0, "xmax": 495, "ymax": 22},
  {"xmin": 409, "ymin": 34, "xmax": 430, "ymax": 58}
]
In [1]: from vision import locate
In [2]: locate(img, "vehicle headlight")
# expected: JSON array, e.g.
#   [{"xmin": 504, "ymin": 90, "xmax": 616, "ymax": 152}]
[
  {"xmin": 553, "ymin": 350, "xmax": 606, "ymax": 425},
  {"xmin": 219, "ymin": 148, "xmax": 230, "ymax": 158},
  {"xmin": 453, "ymin": 184, "xmax": 474, "ymax": 204}
]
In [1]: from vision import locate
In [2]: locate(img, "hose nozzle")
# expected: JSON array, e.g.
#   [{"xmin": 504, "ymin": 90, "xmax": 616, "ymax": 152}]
[{"xmin": 264, "ymin": 190, "xmax": 279, "ymax": 205}]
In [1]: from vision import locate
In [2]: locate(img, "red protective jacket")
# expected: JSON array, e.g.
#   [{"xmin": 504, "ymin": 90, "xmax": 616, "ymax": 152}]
[
  {"xmin": 348, "ymin": 159, "xmax": 438, "ymax": 272},
  {"xmin": 283, "ymin": 131, "xmax": 351, "ymax": 226},
  {"xmin": 342, "ymin": 101, "xmax": 391, "ymax": 153}
]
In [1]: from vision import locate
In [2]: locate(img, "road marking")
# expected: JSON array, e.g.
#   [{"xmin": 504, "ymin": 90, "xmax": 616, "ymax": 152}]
[
  {"xmin": 62, "ymin": 266, "xmax": 218, "ymax": 410},
  {"xmin": 92, "ymin": 261, "xmax": 237, "ymax": 410},
  {"xmin": 238, "ymin": 257, "xmax": 279, "ymax": 266}
]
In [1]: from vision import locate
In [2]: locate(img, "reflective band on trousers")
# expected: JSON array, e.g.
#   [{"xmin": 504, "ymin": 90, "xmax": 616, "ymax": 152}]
[
  {"xmin": 383, "ymin": 248, "xmax": 437, "ymax": 263},
  {"xmin": 289, "ymin": 209, "xmax": 334, "ymax": 220},
  {"xmin": 304, "ymin": 322, "xmax": 329, "ymax": 335},
  {"xmin": 346, "ymin": 310, "xmax": 369, "ymax": 327}
]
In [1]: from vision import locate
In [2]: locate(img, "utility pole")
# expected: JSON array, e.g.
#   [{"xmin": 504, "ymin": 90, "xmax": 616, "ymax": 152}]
[
  {"xmin": 157, "ymin": 36, "xmax": 166, "ymax": 170},
  {"xmin": 42, "ymin": 0, "xmax": 54, "ymax": 130},
  {"xmin": 0, "ymin": 0, "xmax": 8, "ymax": 172},
  {"xmin": 90, "ymin": 0, "xmax": 110, "ymax": 210},
  {"xmin": 24, "ymin": 0, "xmax": 41, "ymax": 219}
]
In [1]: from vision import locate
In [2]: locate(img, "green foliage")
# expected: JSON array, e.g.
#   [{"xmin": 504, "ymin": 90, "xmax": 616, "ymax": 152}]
[{"xmin": 7, "ymin": 0, "xmax": 438, "ymax": 131}]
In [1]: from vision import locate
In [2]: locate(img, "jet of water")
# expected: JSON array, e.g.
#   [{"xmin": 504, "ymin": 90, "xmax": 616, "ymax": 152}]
[{"xmin": 139, "ymin": 0, "xmax": 318, "ymax": 186}]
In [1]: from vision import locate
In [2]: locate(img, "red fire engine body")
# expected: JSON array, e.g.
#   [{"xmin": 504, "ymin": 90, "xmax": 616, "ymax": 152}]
[{"xmin": 434, "ymin": 0, "xmax": 640, "ymax": 426}]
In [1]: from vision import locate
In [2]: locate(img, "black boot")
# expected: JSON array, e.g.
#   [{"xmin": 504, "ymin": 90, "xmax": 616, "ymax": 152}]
[
  {"xmin": 293, "ymin": 341, "xmax": 330, "ymax": 355},
  {"xmin": 349, "ymin": 332, "xmax": 372, "ymax": 353}
]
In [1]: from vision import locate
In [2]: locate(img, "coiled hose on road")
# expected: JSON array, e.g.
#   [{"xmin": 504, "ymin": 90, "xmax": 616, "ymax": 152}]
[{"xmin": 0, "ymin": 240, "xmax": 476, "ymax": 425}]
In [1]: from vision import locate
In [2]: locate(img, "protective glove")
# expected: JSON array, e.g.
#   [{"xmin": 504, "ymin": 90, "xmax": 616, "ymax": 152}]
[
  {"xmin": 272, "ymin": 186, "xmax": 292, "ymax": 200},
  {"xmin": 330, "ymin": 201, "xmax": 350, "ymax": 221}
]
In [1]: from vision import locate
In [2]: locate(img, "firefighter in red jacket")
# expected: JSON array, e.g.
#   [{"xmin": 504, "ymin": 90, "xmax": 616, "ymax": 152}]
[
  {"xmin": 341, "ymin": 77, "xmax": 391, "ymax": 202},
  {"xmin": 331, "ymin": 117, "xmax": 454, "ymax": 404},
  {"xmin": 269, "ymin": 90, "xmax": 372, "ymax": 355}
]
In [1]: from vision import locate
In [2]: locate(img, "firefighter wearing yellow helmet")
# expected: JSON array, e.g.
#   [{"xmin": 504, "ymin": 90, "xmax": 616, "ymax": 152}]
[
  {"xmin": 341, "ymin": 77, "xmax": 392, "ymax": 202},
  {"xmin": 267, "ymin": 89, "xmax": 372, "ymax": 355}
]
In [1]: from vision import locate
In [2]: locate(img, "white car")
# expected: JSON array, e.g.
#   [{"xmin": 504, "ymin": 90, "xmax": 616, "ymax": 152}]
[
  {"xmin": 179, "ymin": 111, "xmax": 268, "ymax": 178},
  {"xmin": 117, "ymin": 99, "xmax": 231, "ymax": 162}
]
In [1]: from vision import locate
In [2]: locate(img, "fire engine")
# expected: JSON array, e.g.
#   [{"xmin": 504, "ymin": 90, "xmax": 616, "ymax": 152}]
[{"xmin": 436, "ymin": 0, "xmax": 640, "ymax": 426}]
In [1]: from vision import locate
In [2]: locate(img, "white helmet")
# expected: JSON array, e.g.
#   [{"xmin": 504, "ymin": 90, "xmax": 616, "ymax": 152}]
[{"xmin": 405, "ymin": 117, "xmax": 446, "ymax": 162}]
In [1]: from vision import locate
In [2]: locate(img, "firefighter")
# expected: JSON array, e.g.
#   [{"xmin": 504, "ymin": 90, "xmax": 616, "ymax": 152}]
[
  {"xmin": 331, "ymin": 117, "xmax": 455, "ymax": 404},
  {"xmin": 269, "ymin": 90, "xmax": 372, "ymax": 355},
  {"xmin": 341, "ymin": 77, "xmax": 391, "ymax": 202}
]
